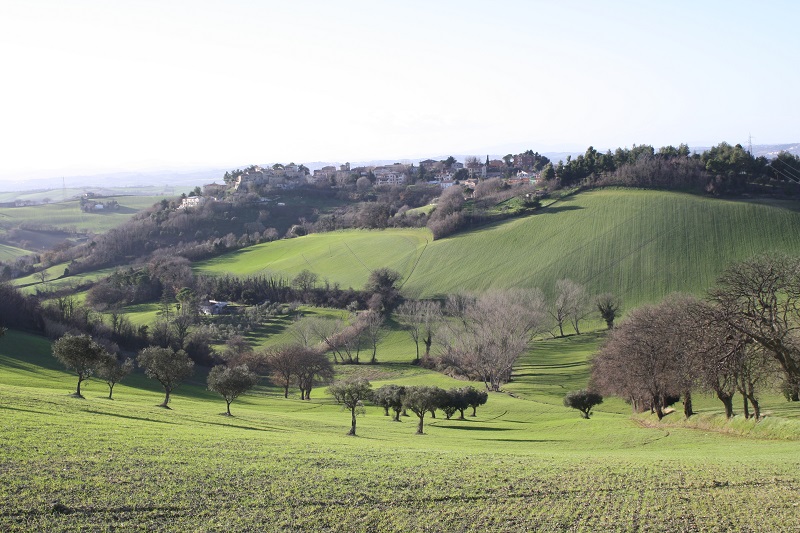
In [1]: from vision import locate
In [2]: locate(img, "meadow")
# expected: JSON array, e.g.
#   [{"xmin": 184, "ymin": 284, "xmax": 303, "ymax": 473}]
[
  {"xmin": 2, "ymin": 325, "xmax": 800, "ymax": 531},
  {"xmin": 4, "ymin": 188, "xmax": 800, "ymax": 530},
  {"xmin": 196, "ymin": 189, "xmax": 800, "ymax": 307}
]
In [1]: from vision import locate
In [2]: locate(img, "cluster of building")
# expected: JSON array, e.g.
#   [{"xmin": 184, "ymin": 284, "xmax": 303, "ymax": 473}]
[{"xmin": 189, "ymin": 154, "xmax": 547, "ymax": 205}]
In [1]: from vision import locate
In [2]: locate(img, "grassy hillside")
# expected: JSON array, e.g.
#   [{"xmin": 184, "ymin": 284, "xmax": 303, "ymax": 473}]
[
  {"xmin": 195, "ymin": 189, "xmax": 800, "ymax": 307},
  {"xmin": 0, "ymin": 195, "xmax": 168, "ymax": 234},
  {"xmin": 0, "ymin": 243, "xmax": 30, "ymax": 261},
  {"xmin": 197, "ymin": 229, "xmax": 430, "ymax": 290},
  {"xmin": 2, "ymin": 329, "xmax": 799, "ymax": 531}
]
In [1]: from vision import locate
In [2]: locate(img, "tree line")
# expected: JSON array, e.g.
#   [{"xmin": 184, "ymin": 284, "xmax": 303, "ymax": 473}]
[
  {"xmin": 50, "ymin": 334, "xmax": 491, "ymax": 436},
  {"xmin": 591, "ymin": 253, "xmax": 800, "ymax": 420}
]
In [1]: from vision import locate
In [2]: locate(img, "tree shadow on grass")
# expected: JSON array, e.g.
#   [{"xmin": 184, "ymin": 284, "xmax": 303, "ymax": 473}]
[
  {"xmin": 434, "ymin": 425, "xmax": 512, "ymax": 432},
  {"xmin": 85, "ymin": 410, "xmax": 176, "ymax": 425},
  {"xmin": 485, "ymin": 438, "xmax": 564, "ymax": 443},
  {"xmin": 200, "ymin": 419, "xmax": 287, "ymax": 432},
  {"xmin": 0, "ymin": 404, "xmax": 56, "ymax": 417},
  {"xmin": 538, "ymin": 205, "xmax": 584, "ymax": 215}
]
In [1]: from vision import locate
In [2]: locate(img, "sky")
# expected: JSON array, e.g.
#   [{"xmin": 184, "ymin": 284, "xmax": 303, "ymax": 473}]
[{"xmin": 0, "ymin": 0, "xmax": 798, "ymax": 181}]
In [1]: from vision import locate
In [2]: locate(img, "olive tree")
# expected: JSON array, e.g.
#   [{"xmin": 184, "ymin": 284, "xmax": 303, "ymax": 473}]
[
  {"xmin": 328, "ymin": 378, "xmax": 373, "ymax": 436},
  {"xmin": 373, "ymin": 384, "xmax": 406, "ymax": 421},
  {"xmin": 463, "ymin": 386, "xmax": 488, "ymax": 417},
  {"xmin": 96, "ymin": 356, "xmax": 134, "ymax": 400},
  {"xmin": 403, "ymin": 385, "xmax": 445, "ymax": 434},
  {"xmin": 52, "ymin": 333, "xmax": 109, "ymax": 398},
  {"xmin": 563, "ymin": 390, "xmax": 603, "ymax": 419},
  {"xmin": 137, "ymin": 346, "xmax": 194, "ymax": 408},
  {"xmin": 207, "ymin": 364, "xmax": 259, "ymax": 416}
]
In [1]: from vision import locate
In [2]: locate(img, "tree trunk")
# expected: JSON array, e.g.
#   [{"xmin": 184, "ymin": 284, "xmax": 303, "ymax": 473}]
[
  {"xmin": 416, "ymin": 414, "xmax": 425, "ymax": 435},
  {"xmin": 413, "ymin": 341, "xmax": 420, "ymax": 365},
  {"xmin": 429, "ymin": 409, "xmax": 436, "ymax": 419},
  {"xmin": 717, "ymin": 392, "xmax": 734, "ymax": 419},
  {"xmin": 348, "ymin": 408, "xmax": 356, "ymax": 436},
  {"xmin": 392, "ymin": 409, "xmax": 401, "ymax": 422},
  {"xmin": 383, "ymin": 406, "xmax": 389, "ymax": 416},
  {"xmin": 741, "ymin": 394, "xmax": 750, "ymax": 419},
  {"xmin": 558, "ymin": 322, "xmax": 564, "ymax": 337},
  {"xmin": 683, "ymin": 391, "xmax": 694, "ymax": 419},
  {"xmin": 423, "ymin": 335, "xmax": 432, "ymax": 358},
  {"xmin": 306, "ymin": 386, "xmax": 312, "ymax": 400},
  {"xmin": 654, "ymin": 396, "xmax": 664, "ymax": 420},
  {"xmin": 748, "ymin": 394, "xmax": 761, "ymax": 420},
  {"xmin": 458, "ymin": 408, "xmax": 465, "ymax": 420},
  {"xmin": 108, "ymin": 383, "xmax": 115, "ymax": 400},
  {"xmin": 471, "ymin": 406, "xmax": 477, "ymax": 417},
  {"xmin": 226, "ymin": 400, "xmax": 232, "ymax": 416},
  {"xmin": 580, "ymin": 408, "xmax": 590, "ymax": 419},
  {"xmin": 160, "ymin": 388, "xmax": 171, "ymax": 408},
  {"xmin": 283, "ymin": 384, "xmax": 289, "ymax": 399},
  {"xmin": 75, "ymin": 376, "xmax": 84, "ymax": 398}
]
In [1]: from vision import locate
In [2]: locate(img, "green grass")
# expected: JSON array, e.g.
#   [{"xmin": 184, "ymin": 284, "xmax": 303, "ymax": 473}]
[
  {"xmin": 0, "ymin": 243, "xmax": 30, "ymax": 261},
  {"xmin": 2, "ymin": 328, "xmax": 800, "ymax": 530},
  {"xmin": 197, "ymin": 228, "xmax": 431, "ymax": 291},
  {"xmin": 0, "ymin": 195, "xmax": 169, "ymax": 234},
  {"xmin": 195, "ymin": 189, "xmax": 800, "ymax": 309}
]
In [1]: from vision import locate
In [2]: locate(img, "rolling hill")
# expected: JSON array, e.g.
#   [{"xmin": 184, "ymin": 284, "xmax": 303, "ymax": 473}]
[{"xmin": 196, "ymin": 188, "xmax": 800, "ymax": 307}]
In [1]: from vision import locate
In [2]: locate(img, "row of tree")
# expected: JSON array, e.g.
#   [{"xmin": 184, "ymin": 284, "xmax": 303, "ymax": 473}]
[
  {"xmin": 546, "ymin": 143, "xmax": 800, "ymax": 196},
  {"xmin": 592, "ymin": 254, "xmax": 800, "ymax": 420},
  {"xmin": 50, "ymin": 333, "xmax": 493, "ymax": 435},
  {"xmin": 328, "ymin": 379, "xmax": 488, "ymax": 435}
]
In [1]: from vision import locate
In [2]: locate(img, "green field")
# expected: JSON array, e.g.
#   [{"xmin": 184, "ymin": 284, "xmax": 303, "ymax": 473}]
[
  {"xmin": 5, "ymin": 188, "xmax": 800, "ymax": 530},
  {"xmin": 0, "ymin": 243, "xmax": 30, "ymax": 261},
  {"xmin": 0, "ymin": 195, "xmax": 168, "ymax": 234},
  {"xmin": 0, "ymin": 186, "xmax": 190, "ymax": 204},
  {"xmin": 2, "ymin": 328, "xmax": 799, "ymax": 531},
  {"xmin": 196, "ymin": 189, "xmax": 800, "ymax": 307}
]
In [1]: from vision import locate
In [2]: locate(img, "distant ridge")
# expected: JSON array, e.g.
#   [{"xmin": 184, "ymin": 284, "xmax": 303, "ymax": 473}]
[{"xmin": 4, "ymin": 144, "xmax": 798, "ymax": 193}]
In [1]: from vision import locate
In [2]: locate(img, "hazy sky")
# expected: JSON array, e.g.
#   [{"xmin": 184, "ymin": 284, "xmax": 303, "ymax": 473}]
[{"xmin": 1, "ymin": 0, "xmax": 797, "ymax": 180}]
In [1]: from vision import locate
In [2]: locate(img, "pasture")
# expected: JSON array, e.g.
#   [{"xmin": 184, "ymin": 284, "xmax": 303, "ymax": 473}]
[{"xmin": 1, "ymin": 329, "xmax": 800, "ymax": 531}]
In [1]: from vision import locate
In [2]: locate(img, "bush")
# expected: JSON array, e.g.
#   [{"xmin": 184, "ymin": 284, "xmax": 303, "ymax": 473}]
[{"xmin": 563, "ymin": 390, "xmax": 603, "ymax": 419}]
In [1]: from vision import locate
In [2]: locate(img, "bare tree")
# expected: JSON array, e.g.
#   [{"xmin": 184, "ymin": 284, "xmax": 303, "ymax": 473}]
[
  {"xmin": 550, "ymin": 279, "xmax": 588, "ymax": 336},
  {"xmin": 289, "ymin": 317, "xmax": 316, "ymax": 347},
  {"xmin": 439, "ymin": 289, "xmax": 547, "ymax": 391},
  {"xmin": 595, "ymin": 293, "xmax": 621, "ymax": 329},
  {"xmin": 705, "ymin": 253, "xmax": 800, "ymax": 401},
  {"xmin": 396, "ymin": 300, "xmax": 442, "ymax": 364},
  {"xmin": 265, "ymin": 344, "xmax": 307, "ymax": 398},
  {"xmin": 591, "ymin": 296, "xmax": 695, "ymax": 419},
  {"xmin": 359, "ymin": 310, "xmax": 386, "ymax": 364},
  {"xmin": 295, "ymin": 349, "xmax": 334, "ymax": 400}
]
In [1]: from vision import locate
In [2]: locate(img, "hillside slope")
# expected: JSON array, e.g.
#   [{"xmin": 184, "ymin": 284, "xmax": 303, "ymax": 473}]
[{"xmin": 195, "ymin": 189, "xmax": 800, "ymax": 307}]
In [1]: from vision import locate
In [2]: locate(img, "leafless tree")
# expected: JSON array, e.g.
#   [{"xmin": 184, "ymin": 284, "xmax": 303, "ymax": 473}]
[
  {"xmin": 439, "ymin": 289, "xmax": 547, "ymax": 391},
  {"xmin": 592, "ymin": 296, "xmax": 696, "ymax": 419},
  {"xmin": 550, "ymin": 279, "xmax": 588, "ymax": 336},
  {"xmin": 295, "ymin": 349, "xmax": 334, "ymax": 400},
  {"xmin": 705, "ymin": 253, "xmax": 800, "ymax": 401},
  {"xmin": 359, "ymin": 310, "xmax": 386, "ymax": 364},
  {"xmin": 395, "ymin": 300, "xmax": 442, "ymax": 364}
]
